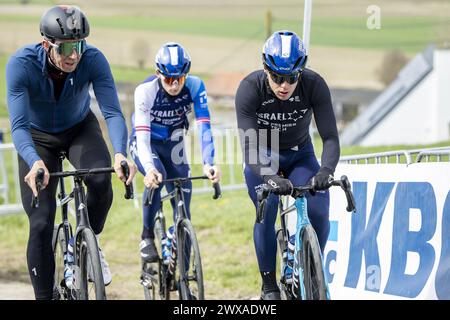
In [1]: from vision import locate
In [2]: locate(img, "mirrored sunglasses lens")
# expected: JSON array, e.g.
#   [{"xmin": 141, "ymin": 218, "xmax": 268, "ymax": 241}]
[
  {"xmin": 270, "ymin": 71, "xmax": 298, "ymax": 84},
  {"xmin": 163, "ymin": 76, "xmax": 174, "ymax": 85},
  {"xmin": 287, "ymin": 74, "xmax": 299, "ymax": 84},
  {"xmin": 59, "ymin": 41, "xmax": 84, "ymax": 56},
  {"xmin": 163, "ymin": 75, "xmax": 186, "ymax": 85},
  {"xmin": 270, "ymin": 72, "xmax": 284, "ymax": 84}
]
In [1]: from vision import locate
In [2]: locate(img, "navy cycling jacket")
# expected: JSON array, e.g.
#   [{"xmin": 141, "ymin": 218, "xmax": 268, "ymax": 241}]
[
  {"xmin": 235, "ymin": 69, "xmax": 340, "ymax": 176},
  {"xmin": 6, "ymin": 43, "xmax": 128, "ymax": 168}
]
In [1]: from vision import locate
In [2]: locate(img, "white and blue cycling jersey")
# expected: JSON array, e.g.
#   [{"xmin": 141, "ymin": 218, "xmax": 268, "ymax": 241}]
[{"xmin": 130, "ymin": 75, "xmax": 215, "ymax": 174}]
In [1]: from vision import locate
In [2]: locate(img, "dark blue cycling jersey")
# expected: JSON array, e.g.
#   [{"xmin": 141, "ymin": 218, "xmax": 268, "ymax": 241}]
[
  {"xmin": 6, "ymin": 43, "xmax": 127, "ymax": 167},
  {"xmin": 235, "ymin": 69, "xmax": 340, "ymax": 177}
]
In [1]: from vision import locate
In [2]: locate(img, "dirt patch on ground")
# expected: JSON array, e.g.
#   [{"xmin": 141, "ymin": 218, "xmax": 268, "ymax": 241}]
[
  {"xmin": 0, "ymin": 270, "xmax": 34, "ymax": 300},
  {"xmin": 0, "ymin": 281, "xmax": 34, "ymax": 300}
]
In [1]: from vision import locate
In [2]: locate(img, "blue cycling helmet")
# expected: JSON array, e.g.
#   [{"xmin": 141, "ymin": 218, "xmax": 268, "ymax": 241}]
[
  {"xmin": 262, "ymin": 30, "xmax": 308, "ymax": 75},
  {"xmin": 155, "ymin": 42, "xmax": 191, "ymax": 77}
]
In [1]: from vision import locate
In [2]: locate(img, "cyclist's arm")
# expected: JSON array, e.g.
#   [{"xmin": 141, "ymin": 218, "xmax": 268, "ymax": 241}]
[
  {"xmin": 134, "ymin": 83, "xmax": 156, "ymax": 174},
  {"xmin": 6, "ymin": 56, "xmax": 41, "ymax": 168},
  {"xmin": 235, "ymin": 79, "xmax": 275, "ymax": 177},
  {"xmin": 311, "ymin": 75, "xmax": 340, "ymax": 175},
  {"xmin": 89, "ymin": 49, "xmax": 128, "ymax": 157},
  {"xmin": 189, "ymin": 77, "xmax": 215, "ymax": 166}
]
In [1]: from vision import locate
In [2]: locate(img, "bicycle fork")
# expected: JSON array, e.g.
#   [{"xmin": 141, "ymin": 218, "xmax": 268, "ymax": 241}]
[
  {"xmin": 292, "ymin": 196, "xmax": 309, "ymax": 299},
  {"xmin": 292, "ymin": 195, "xmax": 330, "ymax": 300}
]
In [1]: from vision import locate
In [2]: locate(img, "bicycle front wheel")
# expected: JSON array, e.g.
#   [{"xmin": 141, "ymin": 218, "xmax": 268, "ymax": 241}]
[
  {"xmin": 299, "ymin": 226, "xmax": 329, "ymax": 300},
  {"xmin": 77, "ymin": 228, "xmax": 106, "ymax": 300},
  {"xmin": 176, "ymin": 219, "xmax": 204, "ymax": 300},
  {"xmin": 52, "ymin": 224, "xmax": 73, "ymax": 300},
  {"xmin": 276, "ymin": 228, "xmax": 291, "ymax": 300}
]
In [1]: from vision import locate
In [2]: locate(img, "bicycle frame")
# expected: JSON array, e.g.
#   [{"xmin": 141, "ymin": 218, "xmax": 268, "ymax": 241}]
[
  {"xmin": 161, "ymin": 180, "xmax": 189, "ymax": 276},
  {"xmin": 142, "ymin": 173, "xmax": 221, "ymax": 300},
  {"xmin": 291, "ymin": 195, "xmax": 330, "ymax": 299},
  {"xmin": 35, "ymin": 153, "xmax": 133, "ymax": 299}
]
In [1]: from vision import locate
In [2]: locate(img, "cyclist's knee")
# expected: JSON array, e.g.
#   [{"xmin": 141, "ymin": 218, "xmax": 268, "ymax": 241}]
[
  {"xmin": 29, "ymin": 217, "xmax": 54, "ymax": 241},
  {"xmin": 85, "ymin": 174, "xmax": 112, "ymax": 195}
]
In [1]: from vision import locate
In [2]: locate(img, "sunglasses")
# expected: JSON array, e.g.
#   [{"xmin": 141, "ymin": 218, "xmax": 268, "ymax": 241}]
[
  {"xmin": 48, "ymin": 39, "xmax": 86, "ymax": 57},
  {"xmin": 267, "ymin": 69, "xmax": 300, "ymax": 85},
  {"xmin": 161, "ymin": 74, "xmax": 186, "ymax": 86}
]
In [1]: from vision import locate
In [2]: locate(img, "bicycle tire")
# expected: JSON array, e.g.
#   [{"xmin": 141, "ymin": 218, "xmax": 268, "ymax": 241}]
[
  {"xmin": 276, "ymin": 228, "xmax": 290, "ymax": 300},
  {"xmin": 143, "ymin": 215, "xmax": 165, "ymax": 300},
  {"xmin": 176, "ymin": 219, "xmax": 204, "ymax": 300},
  {"xmin": 77, "ymin": 228, "xmax": 106, "ymax": 300},
  {"xmin": 52, "ymin": 224, "xmax": 73, "ymax": 300},
  {"xmin": 299, "ymin": 225, "xmax": 329, "ymax": 300},
  {"xmin": 141, "ymin": 262, "xmax": 157, "ymax": 300}
]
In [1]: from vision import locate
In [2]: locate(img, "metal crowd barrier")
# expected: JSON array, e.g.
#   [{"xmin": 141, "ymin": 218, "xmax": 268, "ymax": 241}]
[
  {"xmin": 0, "ymin": 143, "xmax": 22, "ymax": 216},
  {"xmin": 339, "ymin": 146, "xmax": 450, "ymax": 165}
]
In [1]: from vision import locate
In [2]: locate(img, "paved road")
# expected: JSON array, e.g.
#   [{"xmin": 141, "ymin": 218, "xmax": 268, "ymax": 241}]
[{"xmin": 0, "ymin": 281, "xmax": 34, "ymax": 300}]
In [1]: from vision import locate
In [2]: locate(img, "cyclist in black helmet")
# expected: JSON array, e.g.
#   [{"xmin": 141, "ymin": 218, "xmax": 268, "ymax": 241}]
[
  {"xmin": 235, "ymin": 30, "xmax": 340, "ymax": 300},
  {"xmin": 6, "ymin": 5, "xmax": 137, "ymax": 299}
]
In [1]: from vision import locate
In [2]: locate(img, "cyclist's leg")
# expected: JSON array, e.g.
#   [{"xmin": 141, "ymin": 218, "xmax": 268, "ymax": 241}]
[
  {"xmin": 154, "ymin": 139, "xmax": 192, "ymax": 222},
  {"xmin": 129, "ymin": 135, "xmax": 165, "ymax": 239},
  {"xmin": 67, "ymin": 112, "xmax": 112, "ymax": 235},
  {"xmin": 141, "ymin": 153, "xmax": 167, "ymax": 239},
  {"xmin": 244, "ymin": 164, "xmax": 279, "ymax": 273},
  {"xmin": 285, "ymin": 149, "xmax": 330, "ymax": 253},
  {"xmin": 18, "ymin": 134, "xmax": 61, "ymax": 299}
]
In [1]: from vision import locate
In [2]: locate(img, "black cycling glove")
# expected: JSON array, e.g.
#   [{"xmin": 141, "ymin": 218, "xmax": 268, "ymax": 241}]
[
  {"xmin": 263, "ymin": 175, "xmax": 293, "ymax": 195},
  {"xmin": 310, "ymin": 168, "xmax": 334, "ymax": 191}
]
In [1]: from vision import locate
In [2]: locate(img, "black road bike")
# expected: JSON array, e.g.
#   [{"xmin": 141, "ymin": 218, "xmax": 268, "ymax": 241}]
[
  {"xmin": 140, "ymin": 172, "xmax": 221, "ymax": 300},
  {"xmin": 33, "ymin": 152, "xmax": 133, "ymax": 300}
]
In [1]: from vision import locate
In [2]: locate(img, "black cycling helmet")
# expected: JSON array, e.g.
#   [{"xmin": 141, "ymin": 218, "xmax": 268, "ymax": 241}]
[{"xmin": 40, "ymin": 5, "xmax": 90, "ymax": 41}]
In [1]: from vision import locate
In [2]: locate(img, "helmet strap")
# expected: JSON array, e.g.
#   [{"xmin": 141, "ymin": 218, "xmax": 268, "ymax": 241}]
[{"xmin": 46, "ymin": 51, "xmax": 66, "ymax": 74}]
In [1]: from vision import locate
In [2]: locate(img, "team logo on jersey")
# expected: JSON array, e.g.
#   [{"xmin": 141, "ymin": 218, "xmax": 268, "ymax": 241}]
[
  {"xmin": 199, "ymin": 91, "xmax": 208, "ymax": 105},
  {"xmin": 138, "ymin": 102, "xmax": 149, "ymax": 113},
  {"xmin": 261, "ymin": 98, "xmax": 275, "ymax": 106},
  {"xmin": 286, "ymin": 109, "xmax": 308, "ymax": 121}
]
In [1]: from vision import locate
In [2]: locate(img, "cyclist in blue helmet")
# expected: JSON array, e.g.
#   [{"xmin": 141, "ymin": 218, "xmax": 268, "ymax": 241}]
[
  {"xmin": 235, "ymin": 30, "xmax": 340, "ymax": 299},
  {"xmin": 129, "ymin": 42, "xmax": 221, "ymax": 262}
]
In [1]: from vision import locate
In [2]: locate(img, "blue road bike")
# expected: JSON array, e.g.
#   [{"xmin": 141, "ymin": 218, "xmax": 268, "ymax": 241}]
[{"xmin": 256, "ymin": 175, "xmax": 356, "ymax": 300}]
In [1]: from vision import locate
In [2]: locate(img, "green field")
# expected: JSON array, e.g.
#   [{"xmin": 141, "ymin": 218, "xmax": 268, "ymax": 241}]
[
  {"xmin": 0, "ymin": 12, "xmax": 447, "ymax": 52},
  {"xmin": 0, "ymin": 55, "xmax": 7, "ymax": 117}
]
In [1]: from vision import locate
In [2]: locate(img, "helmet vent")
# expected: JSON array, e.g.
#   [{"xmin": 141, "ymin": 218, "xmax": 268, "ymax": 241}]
[
  {"xmin": 292, "ymin": 57, "xmax": 302, "ymax": 70},
  {"xmin": 56, "ymin": 18, "xmax": 65, "ymax": 35},
  {"xmin": 267, "ymin": 54, "xmax": 276, "ymax": 67},
  {"xmin": 81, "ymin": 17, "xmax": 86, "ymax": 34}
]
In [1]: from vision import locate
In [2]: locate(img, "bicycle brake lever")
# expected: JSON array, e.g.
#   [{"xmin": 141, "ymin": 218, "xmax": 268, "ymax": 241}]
[
  {"xmin": 120, "ymin": 160, "xmax": 134, "ymax": 199},
  {"xmin": 212, "ymin": 182, "xmax": 221, "ymax": 200},
  {"xmin": 340, "ymin": 175, "xmax": 356, "ymax": 213},
  {"xmin": 144, "ymin": 187, "xmax": 156, "ymax": 206},
  {"xmin": 31, "ymin": 168, "xmax": 45, "ymax": 209},
  {"xmin": 256, "ymin": 198, "xmax": 266, "ymax": 224}
]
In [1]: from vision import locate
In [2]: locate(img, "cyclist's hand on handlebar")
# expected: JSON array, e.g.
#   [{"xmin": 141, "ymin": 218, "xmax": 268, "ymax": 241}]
[
  {"xmin": 310, "ymin": 168, "xmax": 334, "ymax": 191},
  {"xmin": 203, "ymin": 164, "xmax": 221, "ymax": 183},
  {"xmin": 114, "ymin": 153, "xmax": 137, "ymax": 185},
  {"xmin": 144, "ymin": 168, "xmax": 163, "ymax": 189},
  {"xmin": 25, "ymin": 160, "xmax": 50, "ymax": 196},
  {"xmin": 263, "ymin": 174, "xmax": 293, "ymax": 196}
]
